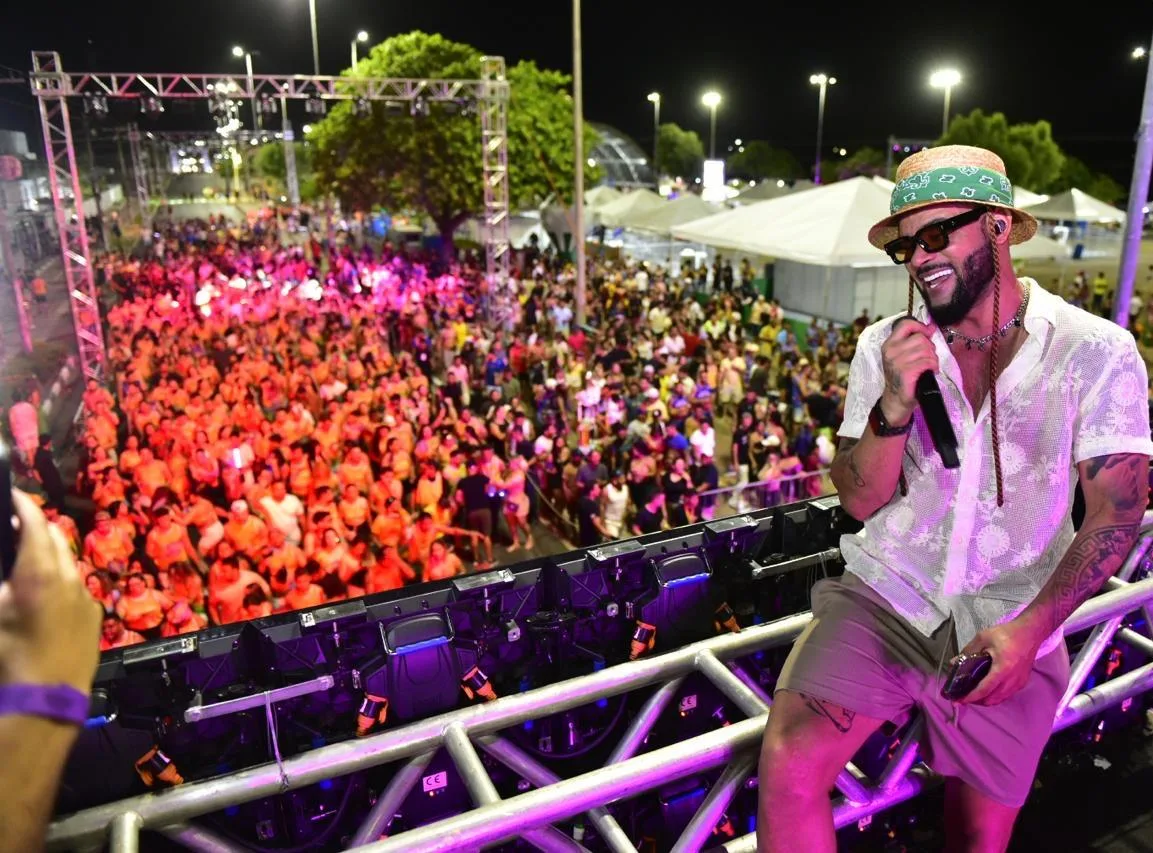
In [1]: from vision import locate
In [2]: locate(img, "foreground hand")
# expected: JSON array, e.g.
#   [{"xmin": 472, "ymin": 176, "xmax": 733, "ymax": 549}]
[
  {"xmin": 955, "ymin": 616, "xmax": 1046, "ymax": 706},
  {"xmin": 0, "ymin": 491, "xmax": 102, "ymax": 695}
]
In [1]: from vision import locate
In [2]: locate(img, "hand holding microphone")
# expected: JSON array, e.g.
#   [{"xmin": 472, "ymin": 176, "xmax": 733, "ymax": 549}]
[{"xmin": 882, "ymin": 318, "xmax": 959, "ymax": 469}]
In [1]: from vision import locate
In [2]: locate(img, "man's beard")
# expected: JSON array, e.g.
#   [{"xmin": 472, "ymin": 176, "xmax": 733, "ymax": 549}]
[{"xmin": 917, "ymin": 241, "xmax": 996, "ymax": 328}]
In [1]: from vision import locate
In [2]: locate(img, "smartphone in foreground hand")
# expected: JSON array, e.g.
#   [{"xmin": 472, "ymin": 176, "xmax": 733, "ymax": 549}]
[
  {"xmin": 0, "ymin": 442, "xmax": 16, "ymax": 579},
  {"xmin": 940, "ymin": 651, "xmax": 993, "ymax": 701}
]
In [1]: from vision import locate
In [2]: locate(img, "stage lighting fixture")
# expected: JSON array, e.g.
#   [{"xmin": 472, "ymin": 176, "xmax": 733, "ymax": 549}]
[
  {"xmin": 258, "ymin": 96, "xmax": 279, "ymax": 115},
  {"xmin": 305, "ymin": 97, "xmax": 327, "ymax": 116},
  {"xmin": 141, "ymin": 96, "xmax": 165, "ymax": 115},
  {"xmin": 353, "ymin": 97, "xmax": 372, "ymax": 117},
  {"xmin": 410, "ymin": 98, "xmax": 430, "ymax": 118},
  {"xmin": 83, "ymin": 94, "xmax": 108, "ymax": 117}
]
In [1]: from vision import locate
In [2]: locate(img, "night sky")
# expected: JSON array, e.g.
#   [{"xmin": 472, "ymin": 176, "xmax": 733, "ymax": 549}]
[{"xmin": 2, "ymin": 1, "xmax": 1152, "ymax": 181}]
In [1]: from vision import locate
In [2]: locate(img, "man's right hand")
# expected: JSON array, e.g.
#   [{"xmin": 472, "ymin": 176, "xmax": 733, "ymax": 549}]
[{"xmin": 879, "ymin": 318, "xmax": 939, "ymax": 425}]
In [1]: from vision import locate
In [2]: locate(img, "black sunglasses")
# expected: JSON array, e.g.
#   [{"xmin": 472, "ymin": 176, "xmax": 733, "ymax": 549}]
[{"xmin": 883, "ymin": 207, "xmax": 988, "ymax": 265}]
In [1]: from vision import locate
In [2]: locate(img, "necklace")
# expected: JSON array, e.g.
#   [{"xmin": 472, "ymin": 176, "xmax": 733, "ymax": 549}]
[{"xmin": 942, "ymin": 281, "xmax": 1030, "ymax": 351}]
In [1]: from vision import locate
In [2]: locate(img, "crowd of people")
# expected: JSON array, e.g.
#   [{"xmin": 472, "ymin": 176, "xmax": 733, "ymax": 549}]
[{"xmin": 8, "ymin": 213, "xmax": 862, "ymax": 650}]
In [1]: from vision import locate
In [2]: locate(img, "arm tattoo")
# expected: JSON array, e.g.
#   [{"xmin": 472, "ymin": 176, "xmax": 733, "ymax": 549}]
[
  {"xmin": 799, "ymin": 692, "xmax": 856, "ymax": 733},
  {"xmin": 1042, "ymin": 523, "xmax": 1137, "ymax": 635},
  {"xmin": 833, "ymin": 438, "xmax": 865, "ymax": 487}
]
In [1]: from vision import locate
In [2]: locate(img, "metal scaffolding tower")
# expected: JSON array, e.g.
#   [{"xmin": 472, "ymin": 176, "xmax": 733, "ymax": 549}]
[
  {"xmin": 480, "ymin": 56, "xmax": 512, "ymax": 294},
  {"xmin": 125, "ymin": 123, "xmax": 150, "ymax": 231},
  {"xmin": 29, "ymin": 51, "xmax": 105, "ymax": 382},
  {"xmin": 29, "ymin": 51, "xmax": 512, "ymax": 381}
]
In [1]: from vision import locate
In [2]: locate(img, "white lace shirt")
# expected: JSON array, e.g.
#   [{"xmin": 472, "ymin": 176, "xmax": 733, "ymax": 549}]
[{"xmin": 838, "ymin": 280, "xmax": 1153, "ymax": 654}]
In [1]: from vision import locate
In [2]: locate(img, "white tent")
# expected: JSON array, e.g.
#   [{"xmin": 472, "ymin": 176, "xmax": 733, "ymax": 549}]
[
  {"xmin": 596, "ymin": 188, "xmax": 665, "ymax": 228},
  {"xmin": 735, "ymin": 179, "xmax": 815, "ymax": 205},
  {"xmin": 456, "ymin": 213, "xmax": 552, "ymax": 250},
  {"xmin": 672, "ymin": 175, "xmax": 1069, "ymax": 323},
  {"xmin": 1012, "ymin": 186, "xmax": 1049, "ymax": 208},
  {"xmin": 625, "ymin": 193, "xmax": 722, "ymax": 236},
  {"xmin": 584, "ymin": 185, "xmax": 623, "ymax": 211},
  {"xmin": 1022, "ymin": 188, "xmax": 1125, "ymax": 224}
]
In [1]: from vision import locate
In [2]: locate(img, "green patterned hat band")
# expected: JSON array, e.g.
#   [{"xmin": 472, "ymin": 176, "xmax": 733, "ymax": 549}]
[{"xmin": 890, "ymin": 166, "xmax": 1015, "ymax": 215}]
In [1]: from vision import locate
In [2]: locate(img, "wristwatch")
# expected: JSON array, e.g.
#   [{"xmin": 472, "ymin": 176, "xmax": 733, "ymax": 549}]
[
  {"xmin": 0, "ymin": 684, "xmax": 90, "ymax": 727},
  {"xmin": 868, "ymin": 399, "xmax": 914, "ymax": 438}
]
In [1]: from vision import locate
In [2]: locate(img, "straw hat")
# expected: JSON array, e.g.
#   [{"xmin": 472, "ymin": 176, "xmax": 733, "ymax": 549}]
[{"xmin": 867, "ymin": 145, "xmax": 1037, "ymax": 250}]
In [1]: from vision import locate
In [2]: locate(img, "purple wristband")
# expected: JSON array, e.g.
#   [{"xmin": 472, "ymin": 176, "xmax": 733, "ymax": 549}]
[{"xmin": 0, "ymin": 684, "xmax": 90, "ymax": 727}]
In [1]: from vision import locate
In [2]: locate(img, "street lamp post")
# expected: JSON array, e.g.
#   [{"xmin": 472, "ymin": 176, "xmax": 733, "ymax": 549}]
[
  {"xmin": 647, "ymin": 92, "xmax": 660, "ymax": 184},
  {"xmin": 351, "ymin": 30, "xmax": 369, "ymax": 69},
  {"xmin": 701, "ymin": 91, "xmax": 721, "ymax": 159},
  {"xmin": 308, "ymin": 0, "xmax": 320, "ymax": 76},
  {"xmin": 929, "ymin": 68, "xmax": 962, "ymax": 136},
  {"xmin": 809, "ymin": 73, "xmax": 836, "ymax": 184},
  {"xmin": 232, "ymin": 46, "xmax": 260, "ymax": 131}
]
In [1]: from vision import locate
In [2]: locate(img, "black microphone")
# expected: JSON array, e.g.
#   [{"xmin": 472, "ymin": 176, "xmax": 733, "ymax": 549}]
[{"xmin": 915, "ymin": 371, "xmax": 960, "ymax": 469}]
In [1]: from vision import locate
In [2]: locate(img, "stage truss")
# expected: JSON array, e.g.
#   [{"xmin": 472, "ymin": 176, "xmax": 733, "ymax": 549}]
[
  {"xmin": 45, "ymin": 524, "xmax": 1153, "ymax": 853},
  {"xmin": 29, "ymin": 51, "xmax": 512, "ymax": 381}
]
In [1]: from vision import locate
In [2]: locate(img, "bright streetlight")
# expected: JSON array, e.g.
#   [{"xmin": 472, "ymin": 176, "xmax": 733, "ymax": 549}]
[
  {"xmin": 352, "ymin": 30, "xmax": 369, "ymax": 68},
  {"xmin": 701, "ymin": 90, "xmax": 722, "ymax": 159},
  {"xmin": 231, "ymin": 46, "xmax": 259, "ymax": 130},
  {"xmin": 646, "ymin": 92, "xmax": 660, "ymax": 182},
  {"xmin": 1134, "ymin": 46, "xmax": 1148, "ymax": 60},
  {"xmin": 929, "ymin": 68, "xmax": 962, "ymax": 136},
  {"xmin": 809, "ymin": 73, "xmax": 836, "ymax": 183}
]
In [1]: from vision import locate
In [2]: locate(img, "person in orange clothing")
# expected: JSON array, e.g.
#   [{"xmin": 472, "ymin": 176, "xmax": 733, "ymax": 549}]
[
  {"xmin": 222, "ymin": 500, "xmax": 268, "ymax": 560},
  {"xmin": 116, "ymin": 572, "xmax": 173, "ymax": 640},
  {"xmin": 261, "ymin": 527, "xmax": 307, "ymax": 604},
  {"xmin": 83, "ymin": 510, "xmax": 134, "ymax": 572},
  {"xmin": 367, "ymin": 543, "xmax": 416, "ymax": 593},
  {"xmin": 161, "ymin": 600, "xmax": 208, "ymax": 637},
  {"xmin": 209, "ymin": 556, "xmax": 271, "ymax": 625},
  {"xmin": 369, "ymin": 498, "xmax": 410, "ymax": 551},
  {"xmin": 424, "ymin": 538, "xmax": 465, "ymax": 582},
  {"xmin": 280, "ymin": 565, "xmax": 326, "ymax": 612},
  {"xmin": 144, "ymin": 508, "xmax": 198, "ymax": 572},
  {"xmin": 101, "ymin": 613, "xmax": 145, "ymax": 651},
  {"xmin": 406, "ymin": 512, "xmax": 486, "ymax": 575}
]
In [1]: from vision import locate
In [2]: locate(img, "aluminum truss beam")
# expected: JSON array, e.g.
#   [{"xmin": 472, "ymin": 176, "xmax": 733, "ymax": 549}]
[
  {"xmin": 30, "ymin": 51, "xmax": 104, "ymax": 381},
  {"xmin": 28, "ymin": 51, "xmax": 513, "ymax": 380},
  {"xmin": 126, "ymin": 123, "xmax": 150, "ymax": 231},
  {"xmin": 46, "ymin": 527, "xmax": 1153, "ymax": 852}
]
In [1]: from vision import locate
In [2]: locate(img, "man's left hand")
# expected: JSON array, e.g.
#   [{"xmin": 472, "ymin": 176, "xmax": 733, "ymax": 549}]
[{"xmin": 954, "ymin": 615, "xmax": 1047, "ymax": 706}]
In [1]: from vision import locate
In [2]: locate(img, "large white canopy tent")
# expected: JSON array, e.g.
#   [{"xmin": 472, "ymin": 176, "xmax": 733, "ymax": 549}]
[
  {"xmin": 1022, "ymin": 188, "xmax": 1126, "ymax": 224},
  {"xmin": 596, "ymin": 188, "xmax": 665, "ymax": 228},
  {"xmin": 672, "ymin": 176, "xmax": 1069, "ymax": 324},
  {"xmin": 625, "ymin": 193, "xmax": 722, "ymax": 236}
]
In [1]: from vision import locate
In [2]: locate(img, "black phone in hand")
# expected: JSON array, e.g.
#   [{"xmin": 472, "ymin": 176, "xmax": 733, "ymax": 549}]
[
  {"xmin": 0, "ymin": 443, "xmax": 16, "ymax": 579},
  {"xmin": 941, "ymin": 651, "xmax": 993, "ymax": 701}
]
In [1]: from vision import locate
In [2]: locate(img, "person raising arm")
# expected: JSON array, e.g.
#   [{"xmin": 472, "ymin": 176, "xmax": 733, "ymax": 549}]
[{"xmin": 0, "ymin": 490, "xmax": 102, "ymax": 852}]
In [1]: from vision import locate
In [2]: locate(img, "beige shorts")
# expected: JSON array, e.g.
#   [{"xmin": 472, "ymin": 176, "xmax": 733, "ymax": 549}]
[{"xmin": 775, "ymin": 572, "xmax": 1069, "ymax": 807}]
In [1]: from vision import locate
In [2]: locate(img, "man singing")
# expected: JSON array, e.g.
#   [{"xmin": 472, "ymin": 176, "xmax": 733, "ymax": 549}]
[{"xmin": 758, "ymin": 145, "xmax": 1152, "ymax": 852}]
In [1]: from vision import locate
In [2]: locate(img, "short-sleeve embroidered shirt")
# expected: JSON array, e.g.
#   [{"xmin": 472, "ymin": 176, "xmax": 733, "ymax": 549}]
[{"xmin": 838, "ymin": 280, "xmax": 1153, "ymax": 654}]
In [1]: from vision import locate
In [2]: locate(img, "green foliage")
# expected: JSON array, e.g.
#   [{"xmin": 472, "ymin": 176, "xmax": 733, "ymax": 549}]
[
  {"xmin": 727, "ymin": 141, "xmax": 801, "ymax": 181},
  {"xmin": 655, "ymin": 123, "xmax": 705, "ymax": 180},
  {"xmin": 251, "ymin": 141, "xmax": 313, "ymax": 183},
  {"xmin": 309, "ymin": 31, "xmax": 598, "ymax": 241},
  {"xmin": 822, "ymin": 147, "xmax": 887, "ymax": 183},
  {"xmin": 1050, "ymin": 155, "xmax": 1126, "ymax": 205},
  {"xmin": 937, "ymin": 109, "xmax": 1063, "ymax": 192}
]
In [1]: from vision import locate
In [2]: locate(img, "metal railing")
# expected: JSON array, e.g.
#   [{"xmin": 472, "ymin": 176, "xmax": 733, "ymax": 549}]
[{"xmin": 49, "ymin": 525, "xmax": 1153, "ymax": 853}]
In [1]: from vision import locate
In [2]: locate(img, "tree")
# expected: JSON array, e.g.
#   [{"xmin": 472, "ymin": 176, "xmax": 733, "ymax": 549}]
[
  {"xmin": 1049, "ymin": 154, "xmax": 1126, "ymax": 205},
  {"xmin": 655, "ymin": 123, "xmax": 704, "ymax": 180},
  {"xmin": 727, "ymin": 141, "xmax": 801, "ymax": 181},
  {"xmin": 937, "ymin": 109, "xmax": 1063, "ymax": 192},
  {"xmin": 250, "ymin": 141, "xmax": 319, "ymax": 200},
  {"xmin": 309, "ymin": 31, "xmax": 598, "ymax": 254},
  {"xmin": 821, "ymin": 146, "xmax": 887, "ymax": 183}
]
